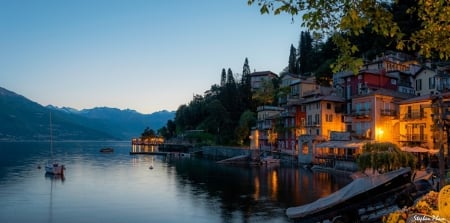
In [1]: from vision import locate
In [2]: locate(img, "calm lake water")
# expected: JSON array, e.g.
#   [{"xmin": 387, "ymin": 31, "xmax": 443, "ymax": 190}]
[{"xmin": 0, "ymin": 141, "xmax": 351, "ymax": 223}]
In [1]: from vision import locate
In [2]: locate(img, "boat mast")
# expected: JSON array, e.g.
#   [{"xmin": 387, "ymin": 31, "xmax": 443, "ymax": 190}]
[{"xmin": 49, "ymin": 112, "xmax": 53, "ymax": 160}]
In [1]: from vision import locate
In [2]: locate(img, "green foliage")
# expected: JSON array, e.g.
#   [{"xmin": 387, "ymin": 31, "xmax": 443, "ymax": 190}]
[
  {"xmin": 357, "ymin": 142, "xmax": 417, "ymax": 174},
  {"xmin": 288, "ymin": 44, "xmax": 297, "ymax": 74},
  {"xmin": 235, "ymin": 110, "xmax": 256, "ymax": 146},
  {"xmin": 141, "ymin": 127, "xmax": 156, "ymax": 138},
  {"xmin": 167, "ymin": 58, "xmax": 256, "ymax": 146},
  {"xmin": 252, "ymin": 78, "xmax": 276, "ymax": 106},
  {"xmin": 248, "ymin": 0, "xmax": 450, "ymax": 73}
]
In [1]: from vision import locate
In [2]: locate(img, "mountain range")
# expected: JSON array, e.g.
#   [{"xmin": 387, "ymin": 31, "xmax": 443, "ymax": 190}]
[{"xmin": 0, "ymin": 86, "xmax": 175, "ymax": 141}]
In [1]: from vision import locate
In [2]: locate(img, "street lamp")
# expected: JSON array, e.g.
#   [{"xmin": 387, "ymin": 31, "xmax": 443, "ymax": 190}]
[{"xmin": 376, "ymin": 128, "xmax": 384, "ymax": 141}]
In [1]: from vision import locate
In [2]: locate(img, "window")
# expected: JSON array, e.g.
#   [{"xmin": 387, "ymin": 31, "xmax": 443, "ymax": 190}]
[
  {"xmin": 326, "ymin": 114, "xmax": 333, "ymax": 122},
  {"xmin": 327, "ymin": 103, "xmax": 331, "ymax": 109},
  {"xmin": 356, "ymin": 122, "xmax": 362, "ymax": 134},
  {"xmin": 356, "ymin": 103, "xmax": 361, "ymax": 112},
  {"xmin": 429, "ymin": 77, "xmax": 435, "ymax": 89},
  {"xmin": 314, "ymin": 114, "xmax": 319, "ymax": 124},
  {"xmin": 365, "ymin": 102, "xmax": 370, "ymax": 111},
  {"xmin": 346, "ymin": 86, "xmax": 351, "ymax": 99},
  {"xmin": 416, "ymin": 79, "xmax": 422, "ymax": 91}
]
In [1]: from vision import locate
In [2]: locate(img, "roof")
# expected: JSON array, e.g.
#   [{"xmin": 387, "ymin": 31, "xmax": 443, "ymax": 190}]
[
  {"xmin": 250, "ymin": 71, "xmax": 278, "ymax": 78},
  {"xmin": 399, "ymin": 94, "xmax": 432, "ymax": 104},
  {"xmin": 353, "ymin": 88, "xmax": 414, "ymax": 100},
  {"xmin": 399, "ymin": 91, "xmax": 450, "ymax": 104},
  {"xmin": 302, "ymin": 94, "xmax": 345, "ymax": 104}
]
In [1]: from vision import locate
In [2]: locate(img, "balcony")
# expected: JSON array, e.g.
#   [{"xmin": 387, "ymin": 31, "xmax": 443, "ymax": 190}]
[
  {"xmin": 343, "ymin": 116, "xmax": 353, "ymax": 123},
  {"xmin": 401, "ymin": 134, "xmax": 428, "ymax": 142},
  {"xmin": 403, "ymin": 111, "xmax": 426, "ymax": 120},
  {"xmin": 380, "ymin": 109, "xmax": 397, "ymax": 117},
  {"xmin": 304, "ymin": 122, "xmax": 320, "ymax": 127},
  {"xmin": 351, "ymin": 109, "xmax": 371, "ymax": 119}
]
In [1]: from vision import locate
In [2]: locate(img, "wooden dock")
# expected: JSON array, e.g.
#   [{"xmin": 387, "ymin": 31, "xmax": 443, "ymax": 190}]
[{"xmin": 129, "ymin": 151, "xmax": 169, "ymax": 155}]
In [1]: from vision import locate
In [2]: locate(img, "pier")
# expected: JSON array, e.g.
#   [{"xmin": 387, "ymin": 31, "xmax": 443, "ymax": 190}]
[{"xmin": 130, "ymin": 142, "xmax": 193, "ymax": 156}]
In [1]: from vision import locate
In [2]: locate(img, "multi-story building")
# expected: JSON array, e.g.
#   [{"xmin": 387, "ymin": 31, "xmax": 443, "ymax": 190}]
[
  {"xmin": 278, "ymin": 76, "xmax": 318, "ymax": 152},
  {"xmin": 298, "ymin": 87, "xmax": 345, "ymax": 163},
  {"xmin": 249, "ymin": 71, "xmax": 278, "ymax": 92},
  {"xmin": 254, "ymin": 105, "xmax": 284, "ymax": 151},
  {"xmin": 398, "ymin": 95, "xmax": 436, "ymax": 149},
  {"xmin": 351, "ymin": 89, "xmax": 412, "ymax": 142},
  {"xmin": 251, "ymin": 54, "xmax": 450, "ymax": 168}
]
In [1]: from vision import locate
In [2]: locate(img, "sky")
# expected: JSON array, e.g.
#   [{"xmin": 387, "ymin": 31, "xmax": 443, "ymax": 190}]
[{"xmin": 1, "ymin": 0, "xmax": 302, "ymax": 114}]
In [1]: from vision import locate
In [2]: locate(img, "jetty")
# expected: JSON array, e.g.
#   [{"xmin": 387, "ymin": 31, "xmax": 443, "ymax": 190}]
[{"xmin": 130, "ymin": 142, "xmax": 193, "ymax": 157}]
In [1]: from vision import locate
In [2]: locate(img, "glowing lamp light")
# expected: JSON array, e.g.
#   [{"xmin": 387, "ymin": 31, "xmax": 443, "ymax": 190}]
[{"xmin": 376, "ymin": 128, "xmax": 384, "ymax": 140}]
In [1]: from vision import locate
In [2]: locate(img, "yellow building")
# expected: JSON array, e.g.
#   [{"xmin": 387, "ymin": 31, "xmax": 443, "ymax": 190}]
[
  {"xmin": 350, "ymin": 89, "xmax": 411, "ymax": 144},
  {"xmin": 398, "ymin": 95, "xmax": 440, "ymax": 150}
]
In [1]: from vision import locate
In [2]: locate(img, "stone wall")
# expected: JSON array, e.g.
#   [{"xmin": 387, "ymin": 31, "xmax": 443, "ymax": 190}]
[{"xmin": 199, "ymin": 146, "xmax": 253, "ymax": 161}]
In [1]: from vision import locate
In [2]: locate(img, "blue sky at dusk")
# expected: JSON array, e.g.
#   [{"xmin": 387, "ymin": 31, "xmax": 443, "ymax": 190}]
[{"xmin": 1, "ymin": 0, "xmax": 302, "ymax": 114}]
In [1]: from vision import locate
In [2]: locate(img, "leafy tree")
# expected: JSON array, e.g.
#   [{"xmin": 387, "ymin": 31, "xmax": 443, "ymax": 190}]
[
  {"xmin": 235, "ymin": 110, "xmax": 256, "ymax": 146},
  {"xmin": 141, "ymin": 127, "xmax": 156, "ymax": 138},
  {"xmin": 356, "ymin": 142, "xmax": 416, "ymax": 174},
  {"xmin": 252, "ymin": 78, "xmax": 276, "ymax": 106},
  {"xmin": 158, "ymin": 119, "xmax": 176, "ymax": 139},
  {"xmin": 248, "ymin": 0, "xmax": 450, "ymax": 73}
]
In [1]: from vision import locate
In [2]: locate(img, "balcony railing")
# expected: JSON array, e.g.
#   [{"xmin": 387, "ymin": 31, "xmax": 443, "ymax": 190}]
[
  {"xmin": 380, "ymin": 109, "xmax": 397, "ymax": 117},
  {"xmin": 304, "ymin": 122, "xmax": 320, "ymax": 127},
  {"xmin": 351, "ymin": 109, "xmax": 371, "ymax": 119},
  {"xmin": 403, "ymin": 134, "xmax": 427, "ymax": 142},
  {"xmin": 403, "ymin": 111, "xmax": 426, "ymax": 120}
]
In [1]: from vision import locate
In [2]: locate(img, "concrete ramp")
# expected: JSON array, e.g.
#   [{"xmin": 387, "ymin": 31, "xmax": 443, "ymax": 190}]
[{"xmin": 216, "ymin": 155, "xmax": 249, "ymax": 164}]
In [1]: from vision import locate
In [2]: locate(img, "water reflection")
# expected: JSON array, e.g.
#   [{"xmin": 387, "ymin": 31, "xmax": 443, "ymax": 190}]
[
  {"xmin": 131, "ymin": 144, "xmax": 158, "ymax": 153},
  {"xmin": 45, "ymin": 173, "xmax": 65, "ymax": 223},
  {"xmin": 167, "ymin": 159, "xmax": 351, "ymax": 222},
  {"xmin": 0, "ymin": 142, "xmax": 351, "ymax": 223}
]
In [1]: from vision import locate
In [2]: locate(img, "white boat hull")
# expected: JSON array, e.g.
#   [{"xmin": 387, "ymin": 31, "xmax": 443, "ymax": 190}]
[{"xmin": 45, "ymin": 162, "xmax": 64, "ymax": 175}]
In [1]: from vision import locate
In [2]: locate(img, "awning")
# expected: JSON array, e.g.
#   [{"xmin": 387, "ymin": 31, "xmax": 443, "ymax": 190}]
[
  {"xmin": 400, "ymin": 146, "xmax": 439, "ymax": 154},
  {"xmin": 315, "ymin": 141, "xmax": 365, "ymax": 148}
]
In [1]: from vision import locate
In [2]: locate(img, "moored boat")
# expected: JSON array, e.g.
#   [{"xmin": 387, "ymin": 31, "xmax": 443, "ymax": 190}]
[
  {"xmin": 286, "ymin": 168, "xmax": 418, "ymax": 222},
  {"xmin": 100, "ymin": 147, "xmax": 114, "ymax": 153},
  {"xmin": 45, "ymin": 113, "xmax": 64, "ymax": 175},
  {"xmin": 45, "ymin": 161, "xmax": 64, "ymax": 175}
]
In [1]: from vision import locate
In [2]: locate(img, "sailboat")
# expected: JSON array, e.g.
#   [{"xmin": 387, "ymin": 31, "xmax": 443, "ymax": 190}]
[{"xmin": 45, "ymin": 112, "xmax": 64, "ymax": 175}]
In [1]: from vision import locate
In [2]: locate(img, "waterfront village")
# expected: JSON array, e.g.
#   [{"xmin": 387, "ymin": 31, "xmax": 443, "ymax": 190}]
[
  {"xmin": 132, "ymin": 51, "xmax": 450, "ymax": 222},
  {"xmin": 136, "ymin": 51, "xmax": 450, "ymax": 174}
]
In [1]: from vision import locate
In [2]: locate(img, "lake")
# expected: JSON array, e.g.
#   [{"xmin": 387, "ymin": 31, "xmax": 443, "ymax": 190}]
[{"xmin": 0, "ymin": 141, "xmax": 351, "ymax": 223}]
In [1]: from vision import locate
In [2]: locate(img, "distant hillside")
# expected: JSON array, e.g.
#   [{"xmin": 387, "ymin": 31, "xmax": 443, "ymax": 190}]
[
  {"xmin": 58, "ymin": 107, "xmax": 175, "ymax": 139},
  {"xmin": 0, "ymin": 87, "xmax": 175, "ymax": 141}
]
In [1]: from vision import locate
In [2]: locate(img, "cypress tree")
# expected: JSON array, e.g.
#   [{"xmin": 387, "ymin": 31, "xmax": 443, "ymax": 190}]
[
  {"xmin": 220, "ymin": 68, "xmax": 226, "ymax": 86},
  {"xmin": 288, "ymin": 44, "xmax": 297, "ymax": 74}
]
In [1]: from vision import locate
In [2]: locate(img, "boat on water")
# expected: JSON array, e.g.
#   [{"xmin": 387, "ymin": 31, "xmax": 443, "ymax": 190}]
[
  {"xmin": 100, "ymin": 147, "xmax": 114, "ymax": 153},
  {"xmin": 286, "ymin": 167, "xmax": 424, "ymax": 222},
  {"xmin": 260, "ymin": 156, "xmax": 280, "ymax": 166},
  {"xmin": 45, "ymin": 113, "xmax": 64, "ymax": 175}
]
